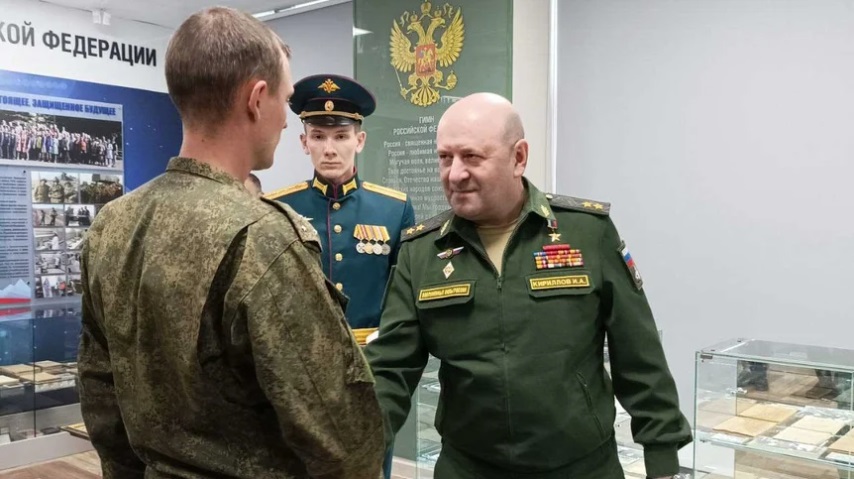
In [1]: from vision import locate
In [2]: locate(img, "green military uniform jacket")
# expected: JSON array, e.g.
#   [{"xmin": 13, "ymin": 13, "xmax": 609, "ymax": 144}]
[
  {"xmin": 78, "ymin": 157, "xmax": 384, "ymax": 479},
  {"xmin": 365, "ymin": 180, "xmax": 691, "ymax": 478}
]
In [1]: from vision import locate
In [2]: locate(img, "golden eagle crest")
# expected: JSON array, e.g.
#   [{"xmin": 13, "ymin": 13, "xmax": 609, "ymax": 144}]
[{"xmin": 389, "ymin": 0, "xmax": 465, "ymax": 107}]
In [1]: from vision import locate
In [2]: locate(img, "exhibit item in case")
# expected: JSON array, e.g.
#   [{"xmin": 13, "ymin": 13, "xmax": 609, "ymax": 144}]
[
  {"xmin": 0, "ymin": 307, "xmax": 84, "ymax": 448},
  {"xmin": 694, "ymin": 338, "xmax": 854, "ymax": 479}
]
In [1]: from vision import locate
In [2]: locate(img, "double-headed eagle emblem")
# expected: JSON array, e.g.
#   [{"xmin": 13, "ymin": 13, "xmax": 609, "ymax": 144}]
[{"xmin": 390, "ymin": 1, "xmax": 465, "ymax": 107}]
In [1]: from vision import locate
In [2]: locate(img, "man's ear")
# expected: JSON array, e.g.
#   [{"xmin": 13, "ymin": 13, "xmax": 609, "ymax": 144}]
[
  {"xmin": 300, "ymin": 132, "xmax": 309, "ymax": 154},
  {"xmin": 247, "ymin": 80, "xmax": 268, "ymax": 122},
  {"xmin": 355, "ymin": 129, "xmax": 367, "ymax": 154},
  {"xmin": 513, "ymin": 139, "xmax": 529, "ymax": 178}
]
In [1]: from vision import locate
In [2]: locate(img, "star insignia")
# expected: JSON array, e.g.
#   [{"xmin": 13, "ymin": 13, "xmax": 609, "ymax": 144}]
[
  {"xmin": 582, "ymin": 201, "xmax": 593, "ymax": 208},
  {"xmin": 593, "ymin": 203, "xmax": 604, "ymax": 210},
  {"xmin": 416, "ymin": 224, "xmax": 425, "ymax": 231},
  {"xmin": 406, "ymin": 227, "xmax": 415, "ymax": 234},
  {"xmin": 549, "ymin": 232, "xmax": 562, "ymax": 242}
]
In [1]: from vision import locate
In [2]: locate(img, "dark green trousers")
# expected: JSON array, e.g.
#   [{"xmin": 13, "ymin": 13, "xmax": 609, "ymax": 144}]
[{"xmin": 434, "ymin": 437, "xmax": 625, "ymax": 479}]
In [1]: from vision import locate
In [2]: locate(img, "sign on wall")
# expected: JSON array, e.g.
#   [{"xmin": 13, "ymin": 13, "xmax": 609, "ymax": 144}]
[
  {"xmin": 354, "ymin": 0, "xmax": 513, "ymax": 221},
  {"xmin": 0, "ymin": 69, "xmax": 180, "ymax": 320}
]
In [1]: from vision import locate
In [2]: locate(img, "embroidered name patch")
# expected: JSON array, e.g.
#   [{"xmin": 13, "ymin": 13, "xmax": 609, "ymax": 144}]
[
  {"xmin": 529, "ymin": 275, "xmax": 590, "ymax": 291},
  {"xmin": 418, "ymin": 284, "xmax": 472, "ymax": 302}
]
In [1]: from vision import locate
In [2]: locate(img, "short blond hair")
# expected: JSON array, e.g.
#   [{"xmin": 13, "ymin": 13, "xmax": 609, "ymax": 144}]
[{"xmin": 166, "ymin": 7, "xmax": 291, "ymax": 128}]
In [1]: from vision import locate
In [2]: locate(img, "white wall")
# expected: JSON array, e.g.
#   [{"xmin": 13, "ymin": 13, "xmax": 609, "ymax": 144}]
[
  {"xmin": 556, "ymin": 0, "xmax": 854, "ymax": 429},
  {"xmin": 0, "ymin": 0, "xmax": 172, "ymax": 92},
  {"xmin": 260, "ymin": 3, "xmax": 355, "ymax": 193},
  {"xmin": 512, "ymin": 0, "xmax": 550, "ymax": 191}
]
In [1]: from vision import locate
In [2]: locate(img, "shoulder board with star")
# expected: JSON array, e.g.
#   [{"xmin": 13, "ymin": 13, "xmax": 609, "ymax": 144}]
[
  {"xmin": 262, "ymin": 181, "xmax": 309, "ymax": 201},
  {"xmin": 401, "ymin": 209, "xmax": 453, "ymax": 242},
  {"xmin": 547, "ymin": 193, "xmax": 610, "ymax": 216},
  {"xmin": 362, "ymin": 182, "xmax": 408, "ymax": 202}
]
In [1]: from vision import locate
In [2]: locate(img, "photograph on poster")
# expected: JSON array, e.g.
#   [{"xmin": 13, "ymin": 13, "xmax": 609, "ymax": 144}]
[
  {"xmin": 32, "ymin": 206, "xmax": 65, "ymax": 227},
  {"xmin": 33, "ymin": 228, "xmax": 64, "ymax": 251},
  {"xmin": 65, "ymin": 229, "xmax": 88, "ymax": 251},
  {"xmin": 35, "ymin": 274, "xmax": 69, "ymax": 299},
  {"xmin": 31, "ymin": 170, "xmax": 80, "ymax": 204},
  {"xmin": 79, "ymin": 173, "xmax": 123, "ymax": 204},
  {"xmin": 67, "ymin": 274, "xmax": 82, "ymax": 296},
  {"xmin": 64, "ymin": 205, "xmax": 94, "ymax": 228},
  {"xmin": 66, "ymin": 252, "xmax": 81, "ymax": 274},
  {"xmin": 34, "ymin": 252, "xmax": 68, "ymax": 276},
  {"xmin": 0, "ymin": 111, "xmax": 122, "ymax": 170}
]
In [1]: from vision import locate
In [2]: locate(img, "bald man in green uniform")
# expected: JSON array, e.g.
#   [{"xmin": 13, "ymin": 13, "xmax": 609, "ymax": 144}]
[{"xmin": 365, "ymin": 93, "xmax": 691, "ymax": 479}]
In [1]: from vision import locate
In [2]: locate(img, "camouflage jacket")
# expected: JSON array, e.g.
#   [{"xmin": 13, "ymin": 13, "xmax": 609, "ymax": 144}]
[{"xmin": 78, "ymin": 157, "xmax": 384, "ymax": 479}]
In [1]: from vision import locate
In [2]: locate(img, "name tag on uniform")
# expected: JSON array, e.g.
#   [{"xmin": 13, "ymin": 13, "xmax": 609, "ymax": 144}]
[
  {"xmin": 418, "ymin": 283, "xmax": 472, "ymax": 302},
  {"xmin": 526, "ymin": 272, "xmax": 593, "ymax": 298},
  {"xmin": 529, "ymin": 274, "xmax": 590, "ymax": 291}
]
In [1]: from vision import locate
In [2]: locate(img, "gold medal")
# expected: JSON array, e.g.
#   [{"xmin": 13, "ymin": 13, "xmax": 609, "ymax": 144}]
[
  {"xmin": 381, "ymin": 244, "xmax": 391, "ymax": 255},
  {"xmin": 372, "ymin": 243, "xmax": 383, "ymax": 255}
]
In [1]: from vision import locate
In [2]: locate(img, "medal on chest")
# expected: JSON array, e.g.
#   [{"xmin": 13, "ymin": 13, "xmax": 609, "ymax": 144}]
[{"xmin": 534, "ymin": 216, "xmax": 584, "ymax": 270}]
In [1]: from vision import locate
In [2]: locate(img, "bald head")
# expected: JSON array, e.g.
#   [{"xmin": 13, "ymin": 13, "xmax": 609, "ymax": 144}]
[
  {"xmin": 436, "ymin": 92, "xmax": 530, "ymax": 226},
  {"xmin": 440, "ymin": 92, "xmax": 525, "ymax": 147}
]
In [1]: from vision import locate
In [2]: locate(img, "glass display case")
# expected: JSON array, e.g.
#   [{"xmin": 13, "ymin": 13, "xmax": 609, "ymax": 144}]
[
  {"xmin": 0, "ymin": 306, "xmax": 83, "ymax": 447},
  {"xmin": 694, "ymin": 338, "xmax": 854, "ymax": 479},
  {"xmin": 415, "ymin": 355, "xmax": 441, "ymax": 478}
]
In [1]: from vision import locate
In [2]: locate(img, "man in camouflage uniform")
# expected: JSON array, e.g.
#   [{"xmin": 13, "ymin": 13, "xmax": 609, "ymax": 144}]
[
  {"xmin": 77, "ymin": 7, "xmax": 384, "ymax": 479},
  {"xmin": 365, "ymin": 93, "xmax": 692, "ymax": 479}
]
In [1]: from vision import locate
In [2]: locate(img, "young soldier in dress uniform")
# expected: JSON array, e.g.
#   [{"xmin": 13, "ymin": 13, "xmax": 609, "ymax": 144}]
[
  {"xmin": 266, "ymin": 75, "xmax": 414, "ymax": 479},
  {"xmin": 265, "ymin": 74, "xmax": 416, "ymax": 345},
  {"xmin": 365, "ymin": 93, "xmax": 692, "ymax": 479}
]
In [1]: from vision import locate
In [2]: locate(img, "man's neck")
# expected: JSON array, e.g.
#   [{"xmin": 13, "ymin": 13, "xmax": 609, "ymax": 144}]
[
  {"xmin": 316, "ymin": 170, "xmax": 356, "ymax": 186},
  {"xmin": 474, "ymin": 184, "xmax": 527, "ymax": 228},
  {"xmin": 178, "ymin": 127, "xmax": 249, "ymax": 181}
]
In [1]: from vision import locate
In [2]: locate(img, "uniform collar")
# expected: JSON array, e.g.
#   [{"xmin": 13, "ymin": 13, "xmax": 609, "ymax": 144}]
[
  {"xmin": 437, "ymin": 178, "xmax": 552, "ymax": 242},
  {"xmin": 166, "ymin": 157, "xmax": 242, "ymax": 187},
  {"xmin": 311, "ymin": 172, "xmax": 360, "ymax": 199}
]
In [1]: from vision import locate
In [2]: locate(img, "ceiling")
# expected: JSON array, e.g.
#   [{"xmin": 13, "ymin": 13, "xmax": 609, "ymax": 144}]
[{"xmin": 37, "ymin": 0, "xmax": 344, "ymax": 29}]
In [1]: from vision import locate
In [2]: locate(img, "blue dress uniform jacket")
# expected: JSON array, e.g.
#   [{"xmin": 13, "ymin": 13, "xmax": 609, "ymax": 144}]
[{"xmin": 266, "ymin": 174, "xmax": 415, "ymax": 343}]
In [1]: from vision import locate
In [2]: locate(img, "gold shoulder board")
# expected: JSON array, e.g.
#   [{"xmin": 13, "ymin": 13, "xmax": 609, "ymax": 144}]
[
  {"xmin": 362, "ymin": 182, "xmax": 408, "ymax": 202},
  {"xmin": 263, "ymin": 181, "xmax": 309, "ymax": 200}
]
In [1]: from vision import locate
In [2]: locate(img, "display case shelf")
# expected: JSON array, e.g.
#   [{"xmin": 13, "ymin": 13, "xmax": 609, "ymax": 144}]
[{"xmin": 694, "ymin": 338, "xmax": 854, "ymax": 479}]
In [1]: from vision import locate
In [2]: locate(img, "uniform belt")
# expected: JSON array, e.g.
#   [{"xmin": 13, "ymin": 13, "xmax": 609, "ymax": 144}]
[{"xmin": 351, "ymin": 327, "xmax": 378, "ymax": 346}]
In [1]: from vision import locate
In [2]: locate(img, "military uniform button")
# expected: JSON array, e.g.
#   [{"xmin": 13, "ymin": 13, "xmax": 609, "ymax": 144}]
[
  {"xmin": 335, "ymin": 282, "xmax": 344, "ymax": 291},
  {"xmin": 546, "ymin": 194, "xmax": 554, "ymax": 199},
  {"xmin": 334, "ymin": 225, "xmax": 342, "ymax": 233},
  {"xmin": 332, "ymin": 202, "xmax": 341, "ymax": 210},
  {"xmin": 335, "ymin": 253, "xmax": 343, "ymax": 262}
]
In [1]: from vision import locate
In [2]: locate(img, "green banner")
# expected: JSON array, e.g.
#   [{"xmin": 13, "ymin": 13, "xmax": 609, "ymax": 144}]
[{"xmin": 355, "ymin": 0, "xmax": 513, "ymax": 222}]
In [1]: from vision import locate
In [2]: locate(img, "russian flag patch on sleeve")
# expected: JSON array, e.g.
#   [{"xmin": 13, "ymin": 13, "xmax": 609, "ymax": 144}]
[{"xmin": 619, "ymin": 241, "xmax": 643, "ymax": 290}]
